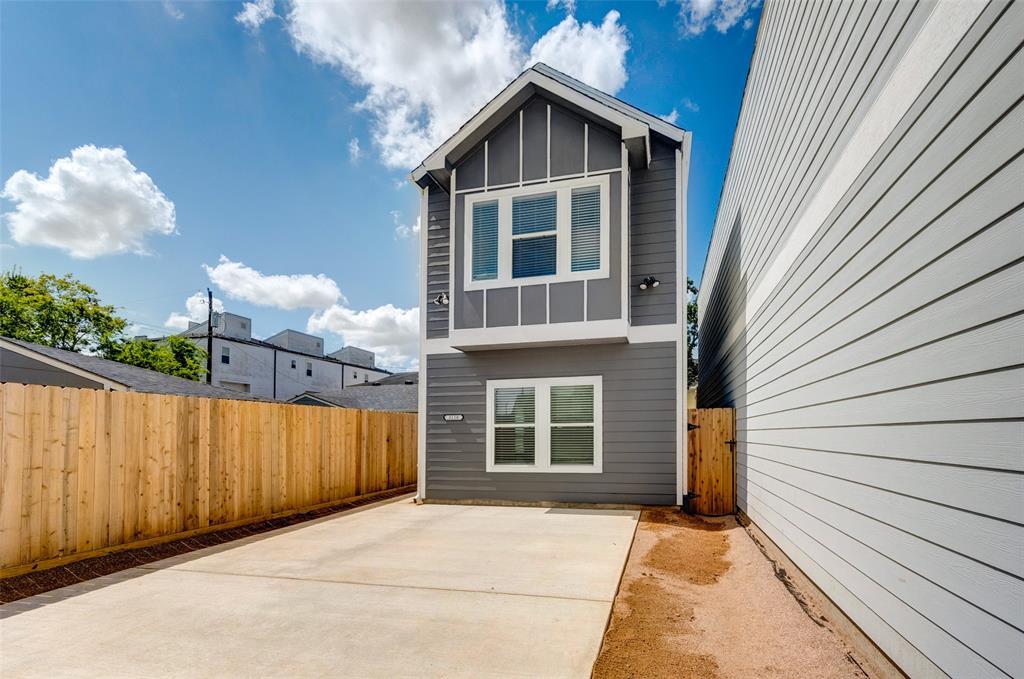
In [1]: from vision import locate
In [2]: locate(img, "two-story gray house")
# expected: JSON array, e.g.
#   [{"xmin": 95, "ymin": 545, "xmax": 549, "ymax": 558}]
[{"xmin": 410, "ymin": 63, "xmax": 690, "ymax": 506}]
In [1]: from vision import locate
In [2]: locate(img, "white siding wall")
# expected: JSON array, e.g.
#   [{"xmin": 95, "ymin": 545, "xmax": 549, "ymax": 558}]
[
  {"xmin": 698, "ymin": 2, "xmax": 1023, "ymax": 678},
  {"xmin": 189, "ymin": 338, "xmax": 352, "ymax": 401}
]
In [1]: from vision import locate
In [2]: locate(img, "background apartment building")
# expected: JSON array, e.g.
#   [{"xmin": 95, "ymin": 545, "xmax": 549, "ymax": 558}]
[{"xmin": 176, "ymin": 311, "xmax": 389, "ymax": 401}]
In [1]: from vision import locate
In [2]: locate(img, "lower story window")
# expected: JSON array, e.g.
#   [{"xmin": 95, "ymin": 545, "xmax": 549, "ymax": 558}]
[{"xmin": 486, "ymin": 376, "xmax": 602, "ymax": 473}]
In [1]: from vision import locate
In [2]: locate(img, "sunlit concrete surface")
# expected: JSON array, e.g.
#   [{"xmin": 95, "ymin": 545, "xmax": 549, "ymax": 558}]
[{"xmin": 1, "ymin": 499, "xmax": 638, "ymax": 678}]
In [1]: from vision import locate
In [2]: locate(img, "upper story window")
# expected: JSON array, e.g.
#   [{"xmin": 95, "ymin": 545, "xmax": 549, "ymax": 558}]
[
  {"xmin": 465, "ymin": 174, "xmax": 609, "ymax": 290},
  {"xmin": 291, "ymin": 359, "xmax": 296, "ymax": 369},
  {"xmin": 221, "ymin": 346, "xmax": 230, "ymax": 364},
  {"xmin": 306, "ymin": 361, "xmax": 313, "ymax": 377}
]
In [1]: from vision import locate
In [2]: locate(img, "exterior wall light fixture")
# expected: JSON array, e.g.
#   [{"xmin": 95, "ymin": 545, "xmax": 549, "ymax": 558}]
[
  {"xmin": 639, "ymin": 276, "xmax": 660, "ymax": 290},
  {"xmin": 433, "ymin": 292, "xmax": 450, "ymax": 306}
]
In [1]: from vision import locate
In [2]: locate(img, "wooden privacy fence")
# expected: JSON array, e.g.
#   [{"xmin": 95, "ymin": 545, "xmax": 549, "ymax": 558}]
[
  {"xmin": 686, "ymin": 408, "xmax": 736, "ymax": 516},
  {"xmin": 0, "ymin": 383, "xmax": 417, "ymax": 576}
]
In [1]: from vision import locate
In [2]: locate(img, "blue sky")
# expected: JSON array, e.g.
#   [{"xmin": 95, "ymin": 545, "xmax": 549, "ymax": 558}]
[{"xmin": 0, "ymin": 0, "xmax": 760, "ymax": 368}]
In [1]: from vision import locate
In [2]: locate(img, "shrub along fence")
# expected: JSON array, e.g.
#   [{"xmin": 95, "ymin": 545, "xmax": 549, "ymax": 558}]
[{"xmin": 0, "ymin": 383, "xmax": 417, "ymax": 577}]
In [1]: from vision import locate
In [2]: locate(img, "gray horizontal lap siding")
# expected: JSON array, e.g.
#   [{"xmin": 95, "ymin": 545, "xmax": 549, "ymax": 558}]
[
  {"xmin": 698, "ymin": 3, "xmax": 1024, "ymax": 678},
  {"xmin": 426, "ymin": 185, "xmax": 450, "ymax": 339},
  {"xmin": 425, "ymin": 342, "xmax": 677, "ymax": 505},
  {"xmin": 630, "ymin": 137, "xmax": 677, "ymax": 325}
]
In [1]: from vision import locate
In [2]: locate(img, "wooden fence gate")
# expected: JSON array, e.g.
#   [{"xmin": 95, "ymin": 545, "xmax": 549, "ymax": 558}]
[{"xmin": 686, "ymin": 408, "xmax": 736, "ymax": 516}]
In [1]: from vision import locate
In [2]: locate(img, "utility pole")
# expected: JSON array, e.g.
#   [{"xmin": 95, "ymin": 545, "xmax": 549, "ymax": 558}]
[{"xmin": 206, "ymin": 288, "xmax": 214, "ymax": 384}]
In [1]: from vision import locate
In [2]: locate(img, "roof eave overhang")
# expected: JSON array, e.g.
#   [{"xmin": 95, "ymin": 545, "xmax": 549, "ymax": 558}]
[
  {"xmin": 0, "ymin": 338, "xmax": 129, "ymax": 391},
  {"xmin": 409, "ymin": 69, "xmax": 682, "ymax": 191}
]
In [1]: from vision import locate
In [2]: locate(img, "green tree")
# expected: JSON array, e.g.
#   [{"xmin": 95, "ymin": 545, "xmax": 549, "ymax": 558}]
[
  {"xmin": 0, "ymin": 271, "xmax": 126, "ymax": 352},
  {"xmin": 104, "ymin": 336, "xmax": 207, "ymax": 381},
  {"xmin": 687, "ymin": 277, "xmax": 698, "ymax": 386},
  {"xmin": 1, "ymin": 270, "xmax": 207, "ymax": 381}
]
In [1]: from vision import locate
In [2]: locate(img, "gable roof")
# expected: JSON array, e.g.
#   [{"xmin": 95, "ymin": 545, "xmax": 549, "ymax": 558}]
[
  {"xmin": 0, "ymin": 337, "xmax": 261, "ymax": 400},
  {"xmin": 290, "ymin": 384, "xmax": 418, "ymax": 412},
  {"xmin": 410, "ymin": 62, "xmax": 686, "ymax": 190},
  {"xmin": 530, "ymin": 64, "xmax": 684, "ymax": 139}
]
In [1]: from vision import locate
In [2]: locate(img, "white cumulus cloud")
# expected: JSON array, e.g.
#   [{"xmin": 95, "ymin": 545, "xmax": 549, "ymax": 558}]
[
  {"xmin": 676, "ymin": 0, "xmax": 758, "ymax": 36},
  {"xmin": 526, "ymin": 11, "xmax": 629, "ymax": 95},
  {"xmin": 235, "ymin": 0, "xmax": 276, "ymax": 33},
  {"xmin": 660, "ymin": 109, "xmax": 680, "ymax": 125},
  {"xmin": 204, "ymin": 255, "xmax": 342, "ymax": 310},
  {"xmin": 348, "ymin": 137, "xmax": 362, "ymax": 163},
  {"xmin": 165, "ymin": 292, "xmax": 225, "ymax": 331},
  {"xmin": 393, "ymin": 211, "xmax": 420, "ymax": 240},
  {"xmin": 279, "ymin": 1, "xmax": 630, "ymax": 169},
  {"xmin": 2, "ymin": 145, "xmax": 176, "ymax": 258},
  {"xmin": 546, "ymin": 0, "xmax": 576, "ymax": 13},
  {"xmin": 308, "ymin": 303, "xmax": 419, "ymax": 370}
]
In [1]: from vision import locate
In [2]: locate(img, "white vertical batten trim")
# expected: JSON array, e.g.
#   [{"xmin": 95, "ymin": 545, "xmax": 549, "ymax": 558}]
[
  {"xmin": 483, "ymin": 140, "xmax": 489, "ymax": 188},
  {"xmin": 736, "ymin": 0, "xmax": 986, "ymax": 327},
  {"xmin": 517, "ymin": 285, "xmax": 521, "ymax": 325},
  {"xmin": 519, "ymin": 109, "xmax": 524, "ymax": 185},
  {"xmin": 417, "ymin": 183, "xmax": 429, "ymax": 500},
  {"xmin": 620, "ymin": 142, "xmax": 629, "ymax": 325},
  {"xmin": 546, "ymin": 104, "xmax": 551, "ymax": 179},
  {"xmin": 448, "ymin": 167, "xmax": 457, "ymax": 337},
  {"xmin": 584, "ymin": 123, "xmax": 589, "ymax": 177}
]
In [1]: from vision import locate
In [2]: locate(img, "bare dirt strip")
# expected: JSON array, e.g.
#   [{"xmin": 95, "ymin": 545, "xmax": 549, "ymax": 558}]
[{"xmin": 593, "ymin": 509, "xmax": 871, "ymax": 679}]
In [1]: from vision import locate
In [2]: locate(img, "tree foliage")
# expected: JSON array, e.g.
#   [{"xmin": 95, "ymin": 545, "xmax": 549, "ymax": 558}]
[
  {"xmin": 104, "ymin": 336, "xmax": 207, "ymax": 382},
  {"xmin": 1, "ymin": 270, "xmax": 207, "ymax": 382},
  {"xmin": 0, "ymin": 271, "xmax": 125, "ymax": 352},
  {"xmin": 687, "ymin": 277, "xmax": 699, "ymax": 386}
]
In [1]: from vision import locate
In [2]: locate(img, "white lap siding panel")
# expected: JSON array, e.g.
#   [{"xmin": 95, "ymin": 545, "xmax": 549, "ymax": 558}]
[{"xmin": 697, "ymin": 2, "xmax": 1024, "ymax": 677}]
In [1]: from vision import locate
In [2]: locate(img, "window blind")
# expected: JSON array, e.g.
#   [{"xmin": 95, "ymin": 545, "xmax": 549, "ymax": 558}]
[
  {"xmin": 550, "ymin": 384, "xmax": 595, "ymax": 465},
  {"xmin": 512, "ymin": 235, "xmax": 557, "ymax": 278},
  {"xmin": 494, "ymin": 387, "xmax": 535, "ymax": 465},
  {"xmin": 570, "ymin": 186, "xmax": 601, "ymax": 272},
  {"xmin": 512, "ymin": 193, "xmax": 557, "ymax": 235},
  {"xmin": 472, "ymin": 201, "xmax": 499, "ymax": 281}
]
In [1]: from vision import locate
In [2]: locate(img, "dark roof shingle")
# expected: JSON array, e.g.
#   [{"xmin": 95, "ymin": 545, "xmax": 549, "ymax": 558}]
[
  {"xmin": 1, "ymin": 337, "xmax": 260, "ymax": 400},
  {"xmin": 291, "ymin": 384, "xmax": 417, "ymax": 412}
]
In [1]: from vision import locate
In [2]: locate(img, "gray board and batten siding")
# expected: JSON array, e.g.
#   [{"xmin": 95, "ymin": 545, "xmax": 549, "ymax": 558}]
[
  {"xmin": 697, "ymin": 2, "xmax": 1023, "ymax": 678},
  {"xmin": 424, "ymin": 95, "xmax": 678, "ymax": 336},
  {"xmin": 425, "ymin": 342, "xmax": 677, "ymax": 505},
  {"xmin": 426, "ymin": 186, "xmax": 451, "ymax": 339}
]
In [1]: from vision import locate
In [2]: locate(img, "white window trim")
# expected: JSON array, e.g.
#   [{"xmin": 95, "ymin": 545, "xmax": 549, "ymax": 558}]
[
  {"xmin": 485, "ymin": 375, "xmax": 603, "ymax": 474},
  {"xmin": 464, "ymin": 174, "xmax": 609, "ymax": 291}
]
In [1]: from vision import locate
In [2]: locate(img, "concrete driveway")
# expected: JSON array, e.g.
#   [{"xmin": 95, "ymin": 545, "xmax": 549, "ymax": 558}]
[{"xmin": 0, "ymin": 498, "xmax": 638, "ymax": 678}]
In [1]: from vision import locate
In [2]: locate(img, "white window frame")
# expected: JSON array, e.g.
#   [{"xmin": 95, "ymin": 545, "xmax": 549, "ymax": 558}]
[
  {"xmin": 464, "ymin": 174, "xmax": 609, "ymax": 291},
  {"xmin": 485, "ymin": 375, "xmax": 603, "ymax": 473}
]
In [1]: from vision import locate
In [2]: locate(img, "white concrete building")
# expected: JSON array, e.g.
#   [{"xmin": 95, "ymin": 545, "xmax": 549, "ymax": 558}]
[{"xmin": 176, "ymin": 312, "xmax": 389, "ymax": 400}]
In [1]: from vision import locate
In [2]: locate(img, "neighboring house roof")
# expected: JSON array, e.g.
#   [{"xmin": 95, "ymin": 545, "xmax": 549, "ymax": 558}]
[
  {"xmin": 289, "ymin": 384, "xmax": 418, "ymax": 412},
  {"xmin": 411, "ymin": 62, "xmax": 687, "ymax": 189},
  {"xmin": 362, "ymin": 372, "xmax": 418, "ymax": 386},
  {"xmin": 0, "ymin": 337, "xmax": 260, "ymax": 400}
]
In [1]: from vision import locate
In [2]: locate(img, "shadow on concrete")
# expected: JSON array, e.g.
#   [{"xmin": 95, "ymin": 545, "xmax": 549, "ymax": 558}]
[{"xmin": 0, "ymin": 489, "xmax": 414, "ymax": 617}]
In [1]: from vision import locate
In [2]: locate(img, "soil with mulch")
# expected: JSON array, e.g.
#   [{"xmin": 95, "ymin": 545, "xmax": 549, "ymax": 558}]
[
  {"xmin": 0, "ymin": 486, "xmax": 414, "ymax": 604},
  {"xmin": 593, "ymin": 508, "xmax": 870, "ymax": 679}
]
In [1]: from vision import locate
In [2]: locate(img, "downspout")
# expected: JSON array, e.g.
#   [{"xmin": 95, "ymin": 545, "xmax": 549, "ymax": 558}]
[{"xmin": 273, "ymin": 348, "xmax": 277, "ymax": 400}]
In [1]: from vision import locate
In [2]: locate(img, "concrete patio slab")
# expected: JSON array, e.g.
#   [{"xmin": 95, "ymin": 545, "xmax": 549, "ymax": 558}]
[{"xmin": 0, "ymin": 499, "xmax": 638, "ymax": 678}]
